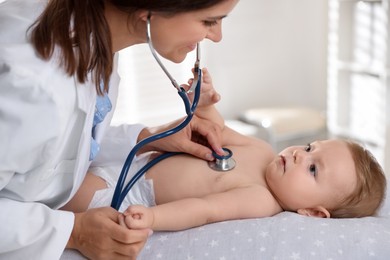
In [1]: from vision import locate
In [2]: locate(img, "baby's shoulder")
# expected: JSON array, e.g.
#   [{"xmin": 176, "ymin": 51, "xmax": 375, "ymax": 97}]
[{"xmin": 237, "ymin": 184, "xmax": 283, "ymax": 217}]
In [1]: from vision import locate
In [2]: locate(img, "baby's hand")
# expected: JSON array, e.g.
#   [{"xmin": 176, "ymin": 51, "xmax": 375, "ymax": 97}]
[
  {"xmin": 122, "ymin": 205, "xmax": 154, "ymax": 230},
  {"xmin": 183, "ymin": 68, "xmax": 220, "ymax": 108}
]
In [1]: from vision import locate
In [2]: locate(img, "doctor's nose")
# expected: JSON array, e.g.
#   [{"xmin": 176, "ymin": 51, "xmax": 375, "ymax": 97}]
[{"xmin": 206, "ymin": 24, "xmax": 223, "ymax": 42}]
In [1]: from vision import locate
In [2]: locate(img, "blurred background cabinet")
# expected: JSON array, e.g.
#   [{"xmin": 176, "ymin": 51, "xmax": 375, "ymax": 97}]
[{"xmin": 327, "ymin": 0, "xmax": 390, "ymax": 175}]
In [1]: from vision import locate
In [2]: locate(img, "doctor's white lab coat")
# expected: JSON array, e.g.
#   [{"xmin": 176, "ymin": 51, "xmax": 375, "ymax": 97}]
[{"xmin": 0, "ymin": 0, "xmax": 144, "ymax": 259}]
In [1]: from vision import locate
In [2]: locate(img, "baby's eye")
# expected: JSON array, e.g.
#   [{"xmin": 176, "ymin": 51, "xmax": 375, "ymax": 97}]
[
  {"xmin": 309, "ymin": 164, "xmax": 317, "ymax": 177},
  {"xmin": 305, "ymin": 143, "xmax": 312, "ymax": 152}
]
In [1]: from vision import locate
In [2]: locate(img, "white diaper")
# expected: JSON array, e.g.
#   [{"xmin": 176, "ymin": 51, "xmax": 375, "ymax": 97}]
[{"xmin": 88, "ymin": 153, "xmax": 156, "ymax": 212}]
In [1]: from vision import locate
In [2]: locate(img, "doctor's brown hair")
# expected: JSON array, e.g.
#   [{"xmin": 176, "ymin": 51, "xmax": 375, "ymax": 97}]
[
  {"xmin": 28, "ymin": 0, "xmax": 227, "ymax": 95},
  {"xmin": 329, "ymin": 141, "xmax": 386, "ymax": 218}
]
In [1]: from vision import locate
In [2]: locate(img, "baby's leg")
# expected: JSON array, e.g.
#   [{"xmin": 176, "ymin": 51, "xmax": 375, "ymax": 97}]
[
  {"xmin": 61, "ymin": 172, "xmax": 107, "ymax": 212},
  {"xmin": 63, "ymin": 152, "xmax": 157, "ymax": 213}
]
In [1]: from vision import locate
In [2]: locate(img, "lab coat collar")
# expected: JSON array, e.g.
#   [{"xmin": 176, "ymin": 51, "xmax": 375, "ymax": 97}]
[{"xmin": 74, "ymin": 77, "xmax": 97, "ymax": 113}]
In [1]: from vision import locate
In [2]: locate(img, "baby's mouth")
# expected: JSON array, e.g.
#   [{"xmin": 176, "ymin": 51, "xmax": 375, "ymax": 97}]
[{"xmin": 280, "ymin": 155, "xmax": 286, "ymax": 173}]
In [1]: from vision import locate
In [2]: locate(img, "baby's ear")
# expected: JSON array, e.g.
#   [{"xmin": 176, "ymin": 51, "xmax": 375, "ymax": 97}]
[{"xmin": 297, "ymin": 206, "xmax": 330, "ymax": 218}]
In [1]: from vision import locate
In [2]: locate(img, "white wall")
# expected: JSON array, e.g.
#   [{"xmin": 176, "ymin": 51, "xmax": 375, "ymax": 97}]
[{"xmin": 202, "ymin": 0, "xmax": 328, "ymax": 119}]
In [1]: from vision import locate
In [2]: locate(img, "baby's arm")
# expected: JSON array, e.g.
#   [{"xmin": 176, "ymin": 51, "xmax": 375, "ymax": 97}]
[
  {"xmin": 185, "ymin": 68, "xmax": 224, "ymax": 129},
  {"xmin": 185, "ymin": 68, "xmax": 272, "ymax": 152},
  {"xmin": 123, "ymin": 185, "xmax": 281, "ymax": 231},
  {"xmin": 123, "ymin": 205, "xmax": 154, "ymax": 229}
]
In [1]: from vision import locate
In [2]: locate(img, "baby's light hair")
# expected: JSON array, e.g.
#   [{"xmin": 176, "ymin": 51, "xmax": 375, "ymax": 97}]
[{"xmin": 330, "ymin": 140, "xmax": 386, "ymax": 218}]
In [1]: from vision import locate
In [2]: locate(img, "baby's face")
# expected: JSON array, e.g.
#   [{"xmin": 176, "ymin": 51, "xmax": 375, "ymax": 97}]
[{"xmin": 265, "ymin": 140, "xmax": 357, "ymax": 213}]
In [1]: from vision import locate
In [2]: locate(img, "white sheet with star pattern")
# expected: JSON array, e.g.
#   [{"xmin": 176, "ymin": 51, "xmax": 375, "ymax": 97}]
[{"xmin": 62, "ymin": 187, "xmax": 390, "ymax": 260}]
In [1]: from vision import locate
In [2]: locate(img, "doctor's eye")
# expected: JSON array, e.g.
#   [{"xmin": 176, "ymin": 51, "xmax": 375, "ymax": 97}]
[
  {"xmin": 305, "ymin": 143, "xmax": 312, "ymax": 152},
  {"xmin": 203, "ymin": 20, "xmax": 218, "ymax": 27}
]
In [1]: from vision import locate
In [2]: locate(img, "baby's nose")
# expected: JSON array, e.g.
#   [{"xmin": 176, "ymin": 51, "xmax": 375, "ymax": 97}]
[{"xmin": 293, "ymin": 149, "xmax": 307, "ymax": 163}]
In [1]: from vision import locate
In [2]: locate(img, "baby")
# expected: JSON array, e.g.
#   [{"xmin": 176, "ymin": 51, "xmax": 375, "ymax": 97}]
[{"xmin": 63, "ymin": 69, "xmax": 387, "ymax": 232}]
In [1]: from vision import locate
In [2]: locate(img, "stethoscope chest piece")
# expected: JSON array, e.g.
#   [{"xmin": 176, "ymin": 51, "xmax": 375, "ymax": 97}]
[{"xmin": 208, "ymin": 148, "xmax": 236, "ymax": 172}]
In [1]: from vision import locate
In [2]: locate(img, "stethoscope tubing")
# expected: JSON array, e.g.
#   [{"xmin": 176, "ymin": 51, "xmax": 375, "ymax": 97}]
[
  {"xmin": 111, "ymin": 14, "xmax": 202, "ymax": 210},
  {"xmin": 117, "ymin": 151, "xmax": 182, "ymax": 208},
  {"xmin": 111, "ymin": 72, "xmax": 201, "ymax": 210}
]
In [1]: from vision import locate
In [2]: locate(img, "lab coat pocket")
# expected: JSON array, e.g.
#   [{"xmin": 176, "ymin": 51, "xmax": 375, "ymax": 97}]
[{"xmin": 40, "ymin": 159, "xmax": 77, "ymax": 181}]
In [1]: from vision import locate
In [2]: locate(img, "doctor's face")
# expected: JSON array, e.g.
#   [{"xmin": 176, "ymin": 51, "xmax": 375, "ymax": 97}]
[
  {"xmin": 148, "ymin": 0, "xmax": 239, "ymax": 63},
  {"xmin": 265, "ymin": 140, "xmax": 357, "ymax": 214}
]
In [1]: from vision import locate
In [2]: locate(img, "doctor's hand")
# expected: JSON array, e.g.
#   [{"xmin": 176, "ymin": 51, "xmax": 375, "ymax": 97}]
[
  {"xmin": 138, "ymin": 114, "xmax": 224, "ymax": 160},
  {"xmin": 67, "ymin": 207, "xmax": 151, "ymax": 260},
  {"xmin": 137, "ymin": 67, "xmax": 225, "ymax": 159}
]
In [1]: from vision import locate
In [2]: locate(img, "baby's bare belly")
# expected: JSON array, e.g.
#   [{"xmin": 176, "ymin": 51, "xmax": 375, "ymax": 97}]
[{"xmin": 145, "ymin": 152, "xmax": 265, "ymax": 205}]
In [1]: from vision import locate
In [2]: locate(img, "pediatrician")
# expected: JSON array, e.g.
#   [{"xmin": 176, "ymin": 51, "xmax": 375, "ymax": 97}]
[{"xmin": 0, "ymin": 0, "xmax": 239, "ymax": 259}]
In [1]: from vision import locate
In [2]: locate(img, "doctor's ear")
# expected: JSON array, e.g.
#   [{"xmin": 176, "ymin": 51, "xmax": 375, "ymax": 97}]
[
  {"xmin": 297, "ymin": 207, "xmax": 331, "ymax": 218},
  {"xmin": 138, "ymin": 11, "xmax": 151, "ymax": 22}
]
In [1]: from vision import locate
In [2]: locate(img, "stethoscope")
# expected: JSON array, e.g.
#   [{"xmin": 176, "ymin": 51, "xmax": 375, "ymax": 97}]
[{"xmin": 110, "ymin": 15, "xmax": 235, "ymax": 211}]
